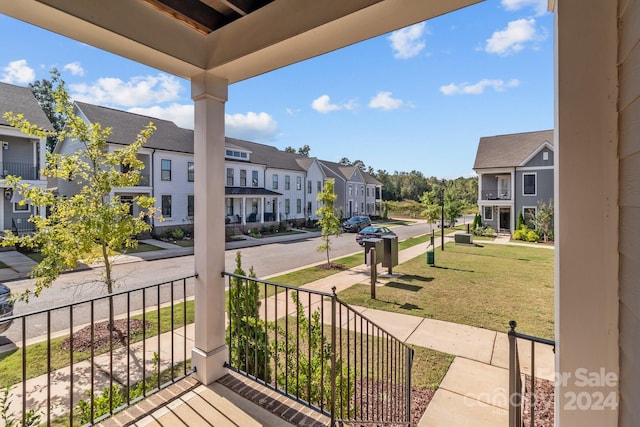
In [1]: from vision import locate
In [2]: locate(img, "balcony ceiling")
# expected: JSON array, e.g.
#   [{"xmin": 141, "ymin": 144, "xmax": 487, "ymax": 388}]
[{"xmin": 0, "ymin": 0, "xmax": 481, "ymax": 84}]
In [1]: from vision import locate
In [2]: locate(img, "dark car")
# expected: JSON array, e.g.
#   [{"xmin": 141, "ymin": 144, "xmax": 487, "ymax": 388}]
[
  {"xmin": 0, "ymin": 283, "xmax": 13, "ymax": 334},
  {"xmin": 342, "ymin": 216, "xmax": 371, "ymax": 233},
  {"xmin": 356, "ymin": 226, "xmax": 396, "ymax": 246}
]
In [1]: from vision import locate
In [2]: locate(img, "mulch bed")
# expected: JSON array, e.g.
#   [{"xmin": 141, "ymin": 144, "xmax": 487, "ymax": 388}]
[
  {"xmin": 315, "ymin": 263, "xmax": 347, "ymax": 271},
  {"xmin": 348, "ymin": 378, "xmax": 434, "ymax": 427},
  {"xmin": 61, "ymin": 319, "xmax": 150, "ymax": 352},
  {"xmin": 522, "ymin": 375, "xmax": 555, "ymax": 427}
]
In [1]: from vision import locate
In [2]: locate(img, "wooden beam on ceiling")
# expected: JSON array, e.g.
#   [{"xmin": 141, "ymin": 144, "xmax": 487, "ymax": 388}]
[{"xmin": 144, "ymin": 0, "xmax": 236, "ymax": 33}]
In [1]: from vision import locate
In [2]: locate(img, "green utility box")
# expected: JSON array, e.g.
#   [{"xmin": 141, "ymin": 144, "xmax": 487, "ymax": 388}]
[
  {"xmin": 426, "ymin": 250, "xmax": 435, "ymax": 265},
  {"xmin": 363, "ymin": 238, "xmax": 383, "ymax": 265},
  {"xmin": 454, "ymin": 233, "xmax": 474, "ymax": 245},
  {"xmin": 381, "ymin": 235, "xmax": 398, "ymax": 269}
]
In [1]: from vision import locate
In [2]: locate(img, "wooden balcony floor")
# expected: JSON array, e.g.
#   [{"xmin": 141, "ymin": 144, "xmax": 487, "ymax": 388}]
[{"xmin": 101, "ymin": 372, "xmax": 329, "ymax": 427}]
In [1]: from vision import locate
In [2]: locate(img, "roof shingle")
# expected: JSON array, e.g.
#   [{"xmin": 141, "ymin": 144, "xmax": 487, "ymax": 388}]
[{"xmin": 473, "ymin": 130, "xmax": 554, "ymax": 169}]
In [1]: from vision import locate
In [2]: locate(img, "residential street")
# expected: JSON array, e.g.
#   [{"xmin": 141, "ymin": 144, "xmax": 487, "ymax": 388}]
[{"xmin": 2, "ymin": 219, "xmax": 438, "ymax": 345}]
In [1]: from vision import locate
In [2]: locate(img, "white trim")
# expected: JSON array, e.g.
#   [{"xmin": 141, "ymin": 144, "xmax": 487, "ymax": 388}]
[
  {"xmin": 516, "ymin": 166, "xmax": 554, "ymax": 171},
  {"xmin": 522, "ymin": 172, "xmax": 537, "ymax": 196},
  {"xmin": 474, "ymin": 167, "xmax": 514, "ymax": 175},
  {"xmin": 12, "ymin": 202, "xmax": 30, "ymax": 213},
  {"xmin": 518, "ymin": 141, "xmax": 554, "ymax": 166}
]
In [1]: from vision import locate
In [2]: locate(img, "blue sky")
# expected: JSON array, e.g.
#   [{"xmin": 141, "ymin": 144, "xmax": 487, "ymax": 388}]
[{"xmin": 0, "ymin": 0, "xmax": 553, "ymax": 179}]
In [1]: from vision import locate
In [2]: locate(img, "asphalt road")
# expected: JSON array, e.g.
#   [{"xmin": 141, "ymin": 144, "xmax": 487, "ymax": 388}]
[{"xmin": 1, "ymin": 219, "xmax": 439, "ymax": 345}]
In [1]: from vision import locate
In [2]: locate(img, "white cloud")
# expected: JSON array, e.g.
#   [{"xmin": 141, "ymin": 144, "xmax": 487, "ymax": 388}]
[
  {"xmin": 128, "ymin": 103, "xmax": 194, "ymax": 129},
  {"xmin": 368, "ymin": 91, "xmax": 404, "ymax": 111},
  {"xmin": 501, "ymin": 0, "xmax": 548, "ymax": 15},
  {"xmin": 63, "ymin": 62, "xmax": 85, "ymax": 76},
  {"xmin": 440, "ymin": 79, "xmax": 520, "ymax": 95},
  {"xmin": 70, "ymin": 74, "xmax": 182, "ymax": 107},
  {"xmin": 311, "ymin": 94, "xmax": 341, "ymax": 113},
  {"xmin": 1, "ymin": 60, "xmax": 35, "ymax": 84},
  {"xmin": 225, "ymin": 112, "xmax": 278, "ymax": 141},
  {"xmin": 388, "ymin": 22, "xmax": 427, "ymax": 59},
  {"xmin": 485, "ymin": 18, "xmax": 539, "ymax": 56}
]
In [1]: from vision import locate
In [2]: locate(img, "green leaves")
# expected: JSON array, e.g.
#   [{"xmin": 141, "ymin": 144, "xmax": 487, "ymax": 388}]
[{"xmin": 316, "ymin": 179, "xmax": 341, "ymax": 265}]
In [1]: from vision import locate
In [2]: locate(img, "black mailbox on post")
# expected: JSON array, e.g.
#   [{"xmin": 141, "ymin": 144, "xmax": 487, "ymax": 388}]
[
  {"xmin": 381, "ymin": 235, "xmax": 398, "ymax": 270},
  {"xmin": 362, "ymin": 238, "xmax": 382, "ymax": 265}
]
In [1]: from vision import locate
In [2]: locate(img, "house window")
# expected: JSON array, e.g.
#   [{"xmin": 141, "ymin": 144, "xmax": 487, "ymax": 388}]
[
  {"xmin": 225, "ymin": 198, "xmax": 233, "ymax": 216},
  {"xmin": 361, "ymin": 202, "xmax": 364, "ymax": 213},
  {"xmin": 296, "ymin": 176, "xmax": 302, "ymax": 190},
  {"xmin": 161, "ymin": 195, "xmax": 172, "ymax": 217},
  {"xmin": 226, "ymin": 168, "xmax": 234, "ymax": 186},
  {"xmin": 543, "ymin": 151, "xmax": 549, "ymax": 161},
  {"xmin": 523, "ymin": 173, "xmax": 536, "ymax": 195},
  {"xmin": 307, "ymin": 180, "xmax": 312, "ymax": 193},
  {"xmin": 240, "ymin": 169, "xmax": 247, "ymax": 186},
  {"xmin": 285, "ymin": 199, "xmax": 290, "ymax": 215},
  {"xmin": 273, "ymin": 174, "xmax": 278, "ymax": 189},
  {"xmin": 317, "ymin": 181, "xmax": 322, "ymax": 192},
  {"xmin": 483, "ymin": 206, "xmax": 493, "ymax": 221},
  {"xmin": 252, "ymin": 171, "xmax": 259, "ymax": 187},
  {"xmin": 361, "ymin": 185, "xmax": 364, "ymax": 196},
  {"xmin": 251, "ymin": 199, "xmax": 258, "ymax": 213},
  {"xmin": 187, "ymin": 195, "xmax": 194, "ymax": 217},
  {"xmin": 285, "ymin": 175, "xmax": 290, "ymax": 190},
  {"xmin": 161, "ymin": 159, "xmax": 171, "ymax": 181},
  {"xmin": 307, "ymin": 201, "xmax": 312, "ymax": 216},
  {"xmin": 523, "ymin": 207, "xmax": 536, "ymax": 228},
  {"xmin": 13, "ymin": 203, "xmax": 29, "ymax": 213},
  {"xmin": 187, "ymin": 162, "xmax": 194, "ymax": 182},
  {"xmin": 349, "ymin": 185, "xmax": 353, "ymax": 196},
  {"xmin": 366, "ymin": 188, "xmax": 370, "ymax": 197},
  {"xmin": 296, "ymin": 199, "xmax": 302, "ymax": 214}
]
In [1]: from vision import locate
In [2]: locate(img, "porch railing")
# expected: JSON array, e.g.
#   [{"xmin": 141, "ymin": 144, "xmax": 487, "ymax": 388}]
[
  {"xmin": 508, "ymin": 320, "xmax": 556, "ymax": 427},
  {"xmin": 11, "ymin": 218, "xmax": 36, "ymax": 235},
  {"xmin": 1, "ymin": 162, "xmax": 39, "ymax": 181},
  {"xmin": 481, "ymin": 190, "xmax": 511, "ymax": 200},
  {"xmin": 224, "ymin": 272, "xmax": 414, "ymax": 426},
  {"xmin": 1, "ymin": 275, "xmax": 196, "ymax": 426}
]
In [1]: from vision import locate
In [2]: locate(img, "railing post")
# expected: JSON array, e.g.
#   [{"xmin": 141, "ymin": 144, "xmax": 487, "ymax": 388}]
[
  {"xmin": 406, "ymin": 347, "xmax": 413, "ymax": 425},
  {"xmin": 508, "ymin": 320, "xmax": 522, "ymax": 427},
  {"xmin": 330, "ymin": 287, "xmax": 337, "ymax": 427}
]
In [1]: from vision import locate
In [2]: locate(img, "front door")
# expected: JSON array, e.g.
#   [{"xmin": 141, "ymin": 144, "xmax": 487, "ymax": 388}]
[{"xmin": 499, "ymin": 208, "xmax": 511, "ymax": 233}]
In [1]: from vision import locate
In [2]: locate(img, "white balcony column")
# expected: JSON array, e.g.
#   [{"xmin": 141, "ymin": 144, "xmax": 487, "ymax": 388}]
[
  {"xmin": 242, "ymin": 196, "xmax": 247, "ymax": 224},
  {"xmin": 190, "ymin": 71, "xmax": 228, "ymax": 385},
  {"xmin": 261, "ymin": 197, "xmax": 265, "ymax": 222},
  {"xmin": 555, "ymin": 0, "xmax": 619, "ymax": 425}
]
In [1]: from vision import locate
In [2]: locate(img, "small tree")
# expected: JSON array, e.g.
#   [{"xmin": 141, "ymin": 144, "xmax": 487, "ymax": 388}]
[
  {"xmin": 316, "ymin": 179, "xmax": 341, "ymax": 267},
  {"xmin": 2, "ymin": 86, "xmax": 157, "ymax": 304},
  {"xmin": 517, "ymin": 211, "xmax": 525, "ymax": 230},
  {"xmin": 533, "ymin": 199, "xmax": 554, "ymax": 242},
  {"xmin": 29, "ymin": 68, "xmax": 67, "ymax": 152},
  {"xmin": 227, "ymin": 252, "xmax": 270, "ymax": 381}
]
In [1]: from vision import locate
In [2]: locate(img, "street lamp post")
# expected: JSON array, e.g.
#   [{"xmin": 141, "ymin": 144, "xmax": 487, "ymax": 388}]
[{"xmin": 441, "ymin": 180, "xmax": 445, "ymax": 251}]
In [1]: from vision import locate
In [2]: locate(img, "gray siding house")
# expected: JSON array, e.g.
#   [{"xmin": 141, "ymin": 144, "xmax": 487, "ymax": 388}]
[
  {"xmin": 0, "ymin": 82, "xmax": 50, "ymax": 234},
  {"xmin": 473, "ymin": 130, "xmax": 554, "ymax": 234}
]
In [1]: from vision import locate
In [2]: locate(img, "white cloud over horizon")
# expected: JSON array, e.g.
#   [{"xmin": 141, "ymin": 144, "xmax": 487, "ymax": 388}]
[
  {"xmin": 485, "ymin": 18, "xmax": 540, "ymax": 56},
  {"xmin": 311, "ymin": 94, "xmax": 357, "ymax": 113},
  {"xmin": 1, "ymin": 59, "xmax": 35, "ymax": 84},
  {"xmin": 63, "ymin": 62, "xmax": 85, "ymax": 76},
  {"xmin": 69, "ymin": 74, "xmax": 182, "ymax": 107},
  {"xmin": 225, "ymin": 111, "xmax": 278, "ymax": 141},
  {"xmin": 501, "ymin": 0, "xmax": 548, "ymax": 15},
  {"xmin": 128, "ymin": 103, "xmax": 194, "ymax": 129},
  {"xmin": 388, "ymin": 22, "xmax": 427, "ymax": 59},
  {"xmin": 368, "ymin": 91, "xmax": 405, "ymax": 110},
  {"xmin": 439, "ymin": 78, "xmax": 520, "ymax": 95}
]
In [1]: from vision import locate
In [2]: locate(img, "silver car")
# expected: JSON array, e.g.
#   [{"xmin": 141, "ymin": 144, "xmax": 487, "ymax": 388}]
[{"xmin": 0, "ymin": 283, "xmax": 13, "ymax": 334}]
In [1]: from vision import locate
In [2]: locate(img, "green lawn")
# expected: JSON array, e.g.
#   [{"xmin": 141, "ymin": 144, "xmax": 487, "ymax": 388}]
[{"xmin": 338, "ymin": 242, "xmax": 554, "ymax": 339}]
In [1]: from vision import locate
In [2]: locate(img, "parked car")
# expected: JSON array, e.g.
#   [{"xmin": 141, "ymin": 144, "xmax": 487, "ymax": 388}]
[
  {"xmin": 342, "ymin": 216, "xmax": 371, "ymax": 233},
  {"xmin": 0, "ymin": 283, "xmax": 13, "ymax": 334},
  {"xmin": 356, "ymin": 226, "xmax": 396, "ymax": 246}
]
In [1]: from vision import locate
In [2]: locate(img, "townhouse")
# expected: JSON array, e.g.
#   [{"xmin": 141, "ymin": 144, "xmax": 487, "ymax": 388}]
[
  {"xmin": 473, "ymin": 129, "xmax": 554, "ymax": 234},
  {"xmin": 52, "ymin": 102, "xmax": 383, "ymax": 233},
  {"xmin": 0, "ymin": 82, "xmax": 50, "ymax": 235}
]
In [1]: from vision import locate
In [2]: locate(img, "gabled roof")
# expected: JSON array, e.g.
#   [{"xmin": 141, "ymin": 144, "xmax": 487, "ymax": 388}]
[
  {"xmin": 226, "ymin": 138, "xmax": 305, "ymax": 172},
  {"xmin": 75, "ymin": 102, "xmax": 194, "ymax": 153},
  {"xmin": 0, "ymin": 82, "xmax": 53, "ymax": 131},
  {"xmin": 319, "ymin": 160, "xmax": 381, "ymax": 185},
  {"xmin": 473, "ymin": 130, "xmax": 554, "ymax": 170}
]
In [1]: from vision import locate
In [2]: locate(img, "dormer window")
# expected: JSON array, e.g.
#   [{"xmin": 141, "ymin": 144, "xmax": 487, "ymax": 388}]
[
  {"xmin": 225, "ymin": 149, "xmax": 249, "ymax": 160},
  {"xmin": 543, "ymin": 151, "xmax": 549, "ymax": 161}
]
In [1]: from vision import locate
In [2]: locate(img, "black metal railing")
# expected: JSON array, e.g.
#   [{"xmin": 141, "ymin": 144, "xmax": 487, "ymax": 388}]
[
  {"xmin": 224, "ymin": 272, "xmax": 414, "ymax": 426},
  {"xmin": 11, "ymin": 218, "xmax": 36, "ymax": 235},
  {"xmin": 1, "ymin": 162, "xmax": 39, "ymax": 181},
  {"xmin": 508, "ymin": 320, "xmax": 556, "ymax": 427},
  {"xmin": 481, "ymin": 190, "xmax": 511, "ymax": 200},
  {"xmin": 0, "ymin": 275, "xmax": 196, "ymax": 426}
]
